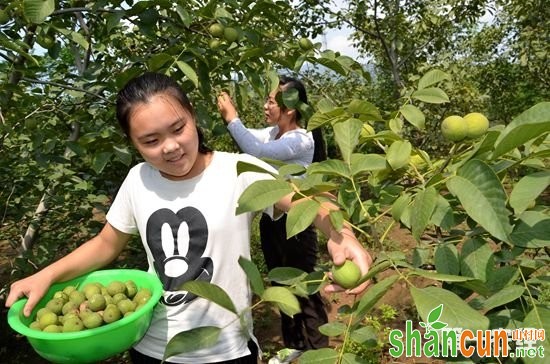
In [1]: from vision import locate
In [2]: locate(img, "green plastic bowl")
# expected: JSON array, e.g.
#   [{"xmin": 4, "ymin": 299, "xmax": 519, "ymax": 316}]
[{"xmin": 8, "ymin": 269, "xmax": 163, "ymax": 364}]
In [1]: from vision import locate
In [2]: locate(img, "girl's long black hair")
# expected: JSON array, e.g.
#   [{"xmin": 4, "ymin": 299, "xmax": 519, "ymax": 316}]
[{"xmin": 279, "ymin": 75, "xmax": 327, "ymax": 163}]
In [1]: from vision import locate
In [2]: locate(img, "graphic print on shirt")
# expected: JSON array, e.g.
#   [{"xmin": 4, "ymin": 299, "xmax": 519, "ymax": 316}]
[{"xmin": 146, "ymin": 207, "xmax": 213, "ymax": 306}]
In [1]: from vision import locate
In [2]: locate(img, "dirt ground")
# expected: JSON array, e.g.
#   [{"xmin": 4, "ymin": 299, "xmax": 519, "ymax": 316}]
[{"xmin": 0, "ymin": 223, "xmax": 436, "ymax": 364}]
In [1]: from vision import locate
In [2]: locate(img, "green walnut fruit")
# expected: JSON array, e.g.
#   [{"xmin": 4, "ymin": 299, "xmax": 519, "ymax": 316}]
[
  {"xmin": 464, "ymin": 112, "xmax": 489, "ymax": 139},
  {"xmin": 82, "ymin": 283, "xmax": 101, "ymax": 300},
  {"xmin": 103, "ymin": 304, "xmax": 122, "ymax": 324},
  {"xmin": 209, "ymin": 39, "xmax": 222, "ymax": 50},
  {"xmin": 331, "ymin": 260, "xmax": 362, "ymax": 289},
  {"xmin": 43, "ymin": 324, "xmax": 62, "ymax": 333},
  {"xmin": 133, "ymin": 288, "xmax": 152, "ymax": 306},
  {"xmin": 125, "ymin": 280, "xmax": 138, "ymax": 299},
  {"xmin": 208, "ymin": 23, "xmax": 224, "ymax": 38},
  {"xmin": 441, "ymin": 115, "xmax": 467, "ymax": 142},
  {"xmin": 106, "ymin": 280, "xmax": 126, "ymax": 296},
  {"xmin": 62, "ymin": 316, "xmax": 84, "ymax": 332},
  {"xmin": 38, "ymin": 311, "xmax": 59, "ymax": 329},
  {"xmin": 69, "ymin": 290, "xmax": 86, "ymax": 305},
  {"xmin": 298, "ymin": 37, "xmax": 314, "ymax": 50},
  {"xmin": 82, "ymin": 312, "xmax": 103, "ymax": 329},
  {"xmin": 117, "ymin": 299, "xmax": 137, "ymax": 315},
  {"xmin": 45, "ymin": 298, "xmax": 65, "ymax": 315},
  {"xmin": 88, "ymin": 293, "xmax": 107, "ymax": 312},
  {"xmin": 223, "ymin": 27, "xmax": 239, "ymax": 43}
]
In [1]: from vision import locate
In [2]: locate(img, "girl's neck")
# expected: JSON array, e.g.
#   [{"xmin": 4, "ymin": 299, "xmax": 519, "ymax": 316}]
[{"xmin": 275, "ymin": 119, "xmax": 299, "ymax": 139}]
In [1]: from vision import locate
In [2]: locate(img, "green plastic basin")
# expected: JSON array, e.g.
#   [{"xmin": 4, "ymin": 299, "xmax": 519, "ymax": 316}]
[{"xmin": 8, "ymin": 269, "xmax": 163, "ymax": 364}]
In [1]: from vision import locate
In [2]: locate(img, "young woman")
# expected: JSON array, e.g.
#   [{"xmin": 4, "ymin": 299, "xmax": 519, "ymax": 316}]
[
  {"xmin": 217, "ymin": 76, "xmax": 329, "ymax": 362},
  {"xmin": 6, "ymin": 72, "xmax": 372, "ymax": 364}
]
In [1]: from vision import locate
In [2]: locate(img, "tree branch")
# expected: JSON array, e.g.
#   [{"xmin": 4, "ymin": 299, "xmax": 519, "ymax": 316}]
[{"xmin": 20, "ymin": 77, "xmax": 112, "ymax": 103}]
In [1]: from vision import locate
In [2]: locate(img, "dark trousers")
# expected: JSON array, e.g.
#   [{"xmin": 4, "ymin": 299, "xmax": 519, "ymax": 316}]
[
  {"xmin": 129, "ymin": 340, "xmax": 258, "ymax": 363},
  {"xmin": 259, "ymin": 213, "xmax": 329, "ymax": 350}
]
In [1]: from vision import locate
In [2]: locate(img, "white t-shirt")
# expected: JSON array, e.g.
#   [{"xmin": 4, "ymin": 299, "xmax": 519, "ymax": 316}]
[
  {"xmin": 227, "ymin": 118, "xmax": 314, "ymax": 167},
  {"xmin": 106, "ymin": 151, "xmax": 275, "ymax": 363}
]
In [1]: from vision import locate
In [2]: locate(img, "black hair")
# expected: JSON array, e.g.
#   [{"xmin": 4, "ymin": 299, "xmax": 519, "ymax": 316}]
[
  {"xmin": 116, "ymin": 72, "xmax": 211, "ymax": 154},
  {"xmin": 279, "ymin": 75, "xmax": 327, "ymax": 163}
]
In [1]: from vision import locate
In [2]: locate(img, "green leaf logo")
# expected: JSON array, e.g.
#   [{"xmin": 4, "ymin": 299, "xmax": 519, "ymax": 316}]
[{"xmin": 422, "ymin": 304, "xmax": 448, "ymax": 334}]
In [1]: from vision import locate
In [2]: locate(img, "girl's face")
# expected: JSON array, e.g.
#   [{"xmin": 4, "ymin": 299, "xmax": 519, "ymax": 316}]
[
  {"xmin": 128, "ymin": 94, "xmax": 204, "ymax": 180},
  {"xmin": 263, "ymin": 90, "xmax": 284, "ymax": 125}
]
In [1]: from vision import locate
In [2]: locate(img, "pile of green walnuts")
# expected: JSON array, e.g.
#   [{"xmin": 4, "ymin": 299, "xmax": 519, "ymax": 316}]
[{"xmin": 29, "ymin": 280, "xmax": 152, "ymax": 333}]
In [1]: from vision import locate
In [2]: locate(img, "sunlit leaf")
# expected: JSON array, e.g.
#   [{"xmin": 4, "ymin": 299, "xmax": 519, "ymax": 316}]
[
  {"xmin": 510, "ymin": 211, "xmax": 550, "ymax": 248},
  {"xmin": 236, "ymin": 180, "xmax": 292, "ymax": 215},
  {"xmin": 418, "ymin": 69, "xmax": 451, "ymax": 90},
  {"xmin": 509, "ymin": 171, "xmax": 550, "ymax": 214},
  {"xmin": 411, "ymin": 87, "xmax": 449, "ymax": 104},
  {"xmin": 446, "ymin": 159, "xmax": 513, "ymax": 242},
  {"xmin": 261, "ymin": 286, "xmax": 300, "ymax": 317},
  {"xmin": 386, "ymin": 140, "xmax": 412, "ymax": 170},
  {"xmin": 400, "ymin": 104, "xmax": 425, "ymax": 129},
  {"xmin": 179, "ymin": 281, "xmax": 237, "ymax": 314},
  {"xmin": 410, "ymin": 286, "xmax": 489, "ymax": 331},
  {"xmin": 23, "ymin": 0, "xmax": 55, "ymax": 23},
  {"xmin": 238, "ymin": 256, "xmax": 264, "ymax": 296},
  {"xmin": 164, "ymin": 326, "xmax": 221, "ymax": 360},
  {"xmin": 460, "ymin": 237, "xmax": 494, "ymax": 282},
  {"xmin": 492, "ymin": 102, "xmax": 550, "ymax": 159},
  {"xmin": 286, "ymin": 199, "xmax": 319, "ymax": 238},
  {"xmin": 410, "ymin": 187, "xmax": 437, "ymax": 241},
  {"xmin": 333, "ymin": 118, "xmax": 362, "ymax": 163}
]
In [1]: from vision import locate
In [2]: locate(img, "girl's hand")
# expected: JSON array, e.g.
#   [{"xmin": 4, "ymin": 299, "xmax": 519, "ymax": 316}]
[
  {"xmin": 217, "ymin": 91, "xmax": 238, "ymax": 123},
  {"xmin": 5, "ymin": 272, "xmax": 54, "ymax": 317},
  {"xmin": 325, "ymin": 234, "xmax": 373, "ymax": 295}
]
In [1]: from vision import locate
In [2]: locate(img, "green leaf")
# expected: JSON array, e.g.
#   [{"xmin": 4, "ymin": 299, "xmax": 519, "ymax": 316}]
[
  {"xmin": 349, "ymin": 325, "xmax": 378, "ymax": 346},
  {"xmin": 308, "ymin": 159, "xmax": 351, "ymax": 179},
  {"xmin": 492, "ymin": 102, "xmax": 550, "ymax": 159},
  {"xmin": 429, "ymin": 195, "xmax": 455, "ymax": 231},
  {"xmin": 333, "ymin": 118, "xmax": 362, "ymax": 163},
  {"xmin": 164, "ymin": 326, "xmax": 221, "ymax": 360},
  {"xmin": 446, "ymin": 159, "xmax": 513, "ymax": 242},
  {"xmin": 261, "ymin": 286, "xmax": 301, "ymax": 317},
  {"xmin": 411, "ymin": 87, "xmax": 449, "ymax": 104},
  {"xmin": 329, "ymin": 210, "xmax": 344, "ymax": 232},
  {"xmin": 510, "ymin": 211, "xmax": 550, "ymax": 248},
  {"xmin": 92, "ymin": 152, "xmax": 112, "ymax": 174},
  {"xmin": 176, "ymin": 61, "xmax": 199, "ymax": 88},
  {"xmin": 487, "ymin": 266, "xmax": 520, "ymax": 294},
  {"xmin": 410, "ymin": 187, "xmax": 438, "ymax": 241},
  {"xmin": 434, "ymin": 243, "xmax": 460, "ymax": 275},
  {"xmin": 299, "ymin": 348, "xmax": 340, "ymax": 364},
  {"xmin": 23, "ymin": 0, "xmax": 55, "ymax": 23},
  {"xmin": 509, "ymin": 171, "xmax": 550, "ymax": 214},
  {"xmin": 236, "ymin": 161, "xmax": 277, "ymax": 178},
  {"xmin": 346, "ymin": 99, "xmax": 383, "ymax": 121},
  {"xmin": 318, "ymin": 322, "xmax": 346, "ymax": 337},
  {"xmin": 352, "ymin": 275, "xmax": 399, "ymax": 325},
  {"xmin": 175, "ymin": 5, "xmax": 192, "ymax": 27},
  {"xmin": 236, "ymin": 180, "xmax": 292, "ymax": 215},
  {"xmin": 179, "ymin": 281, "xmax": 237, "ymax": 314},
  {"xmin": 418, "ymin": 69, "xmax": 451, "ymax": 90},
  {"xmin": 286, "ymin": 199, "xmax": 319, "ymax": 238},
  {"xmin": 391, "ymin": 193, "xmax": 411, "ymax": 222},
  {"xmin": 146, "ymin": 53, "xmax": 173, "ymax": 71},
  {"xmin": 521, "ymin": 305, "xmax": 550, "ymax": 364},
  {"xmin": 267, "ymin": 267, "xmax": 307, "ymax": 285},
  {"xmin": 460, "ymin": 237, "xmax": 495, "ymax": 282},
  {"xmin": 350, "ymin": 153, "xmax": 388, "ymax": 175},
  {"xmin": 479, "ymin": 285, "xmax": 525, "ymax": 311},
  {"xmin": 238, "ymin": 256, "xmax": 264, "ymax": 296},
  {"xmin": 113, "ymin": 146, "xmax": 133, "ymax": 166},
  {"xmin": 410, "ymin": 286, "xmax": 489, "ymax": 331},
  {"xmin": 386, "ymin": 140, "xmax": 412, "ymax": 170},
  {"xmin": 400, "ymin": 104, "xmax": 425, "ymax": 130},
  {"xmin": 409, "ymin": 270, "xmax": 474, "ymax": 282}
]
